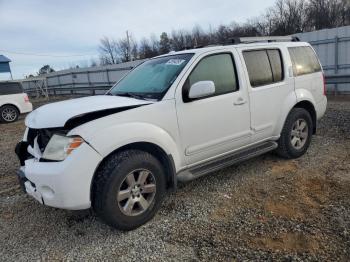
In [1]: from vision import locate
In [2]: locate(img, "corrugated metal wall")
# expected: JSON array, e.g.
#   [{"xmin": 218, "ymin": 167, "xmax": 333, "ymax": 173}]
[
  {"xmin": 21, "ymin": 60, "xmax": 144, "ymax": 95},
  {"xmin": 295, "ymin": 26, "xmax": 350, "ymax": 94}
]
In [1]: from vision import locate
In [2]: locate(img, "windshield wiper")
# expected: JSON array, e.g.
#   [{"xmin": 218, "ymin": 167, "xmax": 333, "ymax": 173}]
[{"xmin": 115, "ymin": 92, "xmax": 146, "ymax": 100}]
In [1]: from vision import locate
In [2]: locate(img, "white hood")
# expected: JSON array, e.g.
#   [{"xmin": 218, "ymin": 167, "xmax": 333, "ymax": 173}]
[{"xmin": 25, "ymin": 95, "xmax": 152, "ymax": 129}]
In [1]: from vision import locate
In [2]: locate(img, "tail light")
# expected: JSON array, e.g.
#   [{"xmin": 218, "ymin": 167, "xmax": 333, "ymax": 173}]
[
  {"xmin": 322, "ymin": 74, "xmax": 327, "ymax": 96},
  {"xmin": 24, "ymin": 94, "xmax": 30, "ymax": 103}
]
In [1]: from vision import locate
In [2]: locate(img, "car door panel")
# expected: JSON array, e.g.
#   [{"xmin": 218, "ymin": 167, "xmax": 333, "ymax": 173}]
[
  {"xmin": 249, "ymin": 81, "xmax": 294, "ymax": 141},
  {"xmin": 240, "ymin": 47, "xmax": 295, "ymax": 142},
  {"xmin": 175, "ymin": 50, "xmax": 251, "ymax": 166}
]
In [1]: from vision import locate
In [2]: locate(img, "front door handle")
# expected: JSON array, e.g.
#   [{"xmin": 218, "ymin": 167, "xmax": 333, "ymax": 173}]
[{"xmin": 234, "ymin": 97, "xmax": 246, "ymax": 106}]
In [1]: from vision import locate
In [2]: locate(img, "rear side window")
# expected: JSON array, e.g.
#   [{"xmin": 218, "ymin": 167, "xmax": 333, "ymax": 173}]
[
  {"xmin": 288, "ymin": 46, "xmax": 321, "ymax": 76},
  {"xmin": 267, "ymin": 50, "xmax": 283, "ymax": 82},
  {"xmin": 243, "ymin": 49, "xmax": 283, "ymax": 87},
  {"xmin": 183, "ymin": 53, "xmax": 238, "ymax": 101},
  {"xmin": 0, "ymin": 82, "xmax": 23, "ymax": 95}
]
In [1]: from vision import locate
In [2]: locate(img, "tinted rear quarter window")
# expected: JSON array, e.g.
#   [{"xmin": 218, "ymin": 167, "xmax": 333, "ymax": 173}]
[
  {"xmin": 0, "ymin": 82, "xmax": 23, "ymax": 95},
  {"xmin": 243, "ymin": 49, "xmax": 283, "ymax": 87},
  {"xmin": 288, "ymin": 46, "xmax": 321, "ymax": 76}
]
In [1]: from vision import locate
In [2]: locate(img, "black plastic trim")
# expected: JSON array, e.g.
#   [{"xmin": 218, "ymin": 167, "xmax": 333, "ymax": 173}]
[
  {"xmin": 167, "ymin": 154, "xmax": 177, "ymax": 191},
  {"xmin": 15, "ymin": 141, "xmax": 30, "ymax": 166},
  {"xmin": 64, "ymin": 104, "xmax": 149, "ymax": 129},
  {"xmin": 16, "ymin": 169, "xmax": 28, "ymax": 193},
  {"xmin": 39, "ymin": 158, "xmax": 62, "ymax": 163},
  {"xmin": 177, "ymin": 141, "xmax": 278, "ymax": 182}
]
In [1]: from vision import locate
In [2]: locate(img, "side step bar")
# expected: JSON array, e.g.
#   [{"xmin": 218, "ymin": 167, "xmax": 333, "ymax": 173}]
[{"xmin": 177, "ymin": 141, "xmax": 278, "ymax": 182}]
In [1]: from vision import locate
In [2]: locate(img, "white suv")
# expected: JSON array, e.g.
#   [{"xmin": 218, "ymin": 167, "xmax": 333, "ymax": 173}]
[
  {"xmin": 0, "ymin": 81, "xmax": 33, "ymax": 123},
  {"xmin": 15, "ymin": 38, "xmax": 327, "ymax": 230}
]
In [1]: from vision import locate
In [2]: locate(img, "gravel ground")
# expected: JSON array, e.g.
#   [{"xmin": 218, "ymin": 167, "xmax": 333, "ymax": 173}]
[{"xmin": 0, "ymin": 96, "xmax": 349, "ymax": 261}]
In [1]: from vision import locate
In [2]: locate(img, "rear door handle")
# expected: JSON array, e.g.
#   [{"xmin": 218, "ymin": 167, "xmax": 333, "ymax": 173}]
[{"xmin": 234, "ymin": 97, "xmax": 246, "ymax": 105}]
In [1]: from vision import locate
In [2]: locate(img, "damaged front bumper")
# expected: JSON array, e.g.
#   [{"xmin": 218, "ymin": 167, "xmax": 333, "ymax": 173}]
[
  {"xmin": 17, "ymin": 167, "xmax": 44, "ymax": 204},
  {"xmin": 15, "ymin": 141, "xmax": 103, "ymax": 210}
]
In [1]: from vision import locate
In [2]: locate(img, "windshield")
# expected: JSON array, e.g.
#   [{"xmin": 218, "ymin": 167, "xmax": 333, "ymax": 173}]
[{"xmin": 109, "ymin": 53, "xmax": 194, "ymax": 100}]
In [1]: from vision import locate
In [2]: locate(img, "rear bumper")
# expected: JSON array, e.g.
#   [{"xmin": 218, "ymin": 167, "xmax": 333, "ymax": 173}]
[
  {"xmin": 316, "ymin": 96, "xmax": 327, "ymax": 120},
  {"xmin": 16, "ymin": 143, "xmax": 102, "ymax": 210},
  {"xmin": 20, "ymin": 102, "xmax": 33, "ymax": 114}
]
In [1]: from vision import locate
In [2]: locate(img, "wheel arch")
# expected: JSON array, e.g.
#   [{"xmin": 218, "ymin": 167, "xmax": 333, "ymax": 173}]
[
  {"xmin": 293, "ymin": 100, "xmax": 317, "ymax": 134},
  {"xmin": 275, "ymin": 90, "xmax": 317, "ymax": 137},
  {"xmin": 0, "ymin": 103, "xmax": 20, "ymax": 113},
  {"xmin": 90, "ymin": 141, "xmax": 177, "ymax": 202}
]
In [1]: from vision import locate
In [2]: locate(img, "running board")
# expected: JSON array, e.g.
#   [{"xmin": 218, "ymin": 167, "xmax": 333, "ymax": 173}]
[{"xmin": 177, "ymin": 141, "xmax": 278, "ymax": 182}]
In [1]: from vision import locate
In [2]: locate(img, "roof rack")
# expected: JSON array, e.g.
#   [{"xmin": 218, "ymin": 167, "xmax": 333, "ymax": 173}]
[
  {"xmin": 176, "ymin": 36, "xmax": 300, "ymax": 51},
  {"xmin": 229, "ymin": 36, "xmax": 300, "ymax": 45}
]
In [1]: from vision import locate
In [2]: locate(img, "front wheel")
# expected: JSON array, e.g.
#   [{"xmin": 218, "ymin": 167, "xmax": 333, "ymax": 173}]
[
  {"xmin": 92, "ymin": 150, "xmax": 166, "ymax": 230},
  {"xmin": 276, "ymin": 108, "xmax": 313, "ymax": 159}
]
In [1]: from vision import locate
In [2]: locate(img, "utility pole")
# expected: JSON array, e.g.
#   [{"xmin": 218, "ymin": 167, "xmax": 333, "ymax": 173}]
[{"xmin": 126, "ymin": 30, "xmax": 131, "ymax": 61}]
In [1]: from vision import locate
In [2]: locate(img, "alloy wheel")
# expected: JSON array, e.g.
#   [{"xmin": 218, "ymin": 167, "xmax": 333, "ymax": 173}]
[
  {"xmin": 290, "ymin": 119, "xmax": 308, "ymax": 150},
  {"xmin": 117, "ymin": 169, "xmax": 156, "ymax": 216},
  {"xmin": 2, "ymin": 107, "xmax": 17, "ymax": 122}
]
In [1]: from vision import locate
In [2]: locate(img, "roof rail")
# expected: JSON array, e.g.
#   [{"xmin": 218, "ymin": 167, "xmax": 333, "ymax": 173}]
[
  {"xmin": 229, "ymin": 36, "xmax": 300, "ymax": 44},
  {"xmin": 175, "ymin": 36, "xmax": 300, "ymax": 51}
]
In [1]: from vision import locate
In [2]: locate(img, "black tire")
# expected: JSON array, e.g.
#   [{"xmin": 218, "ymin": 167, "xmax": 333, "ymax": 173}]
[
  {"xmin": 276, "ymin": 108, "xmax": 313, "ymax": 159},
  {"xmin": 0, "ymin": 105, "xmax": 19, "ymax": 123},
  {"xmin": 92, "ymin": 150, "xmax": 166, "ymax": 231}
]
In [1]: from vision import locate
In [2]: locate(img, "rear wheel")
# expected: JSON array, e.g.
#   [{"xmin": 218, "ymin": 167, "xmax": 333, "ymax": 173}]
[
  {"xmin": 276, "ymin": 108, "xmax": 313, "ymax": 159},
  {"xmin": 0, "ymin": 105, "xmax": 19, "ymax": 123},
  {"xmin": 92, "ymin": 150, "xmax": 166, "ymax": 230}
]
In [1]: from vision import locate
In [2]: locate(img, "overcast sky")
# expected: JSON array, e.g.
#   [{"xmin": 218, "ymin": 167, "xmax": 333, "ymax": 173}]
[{"xmin": 0, "ymin": 0, "xmax": 276, "ymax": 79}]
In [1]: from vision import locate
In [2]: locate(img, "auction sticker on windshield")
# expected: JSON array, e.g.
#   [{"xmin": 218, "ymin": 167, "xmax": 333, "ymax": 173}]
[{"xmin": 166, "ymin": 59, "xmax": 186, "ymax": 66}]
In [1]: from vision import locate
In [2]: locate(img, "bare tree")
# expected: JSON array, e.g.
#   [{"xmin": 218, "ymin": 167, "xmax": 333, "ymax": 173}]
[
  {"xmin": 267, "ymin": 0, "xmax": 306, "ymax": 35},
  {"xmin": 171, "ymin": 30, "xmax": 187, "ymax": 51},
  {"xmin": 90, "ymin": 59, "xmax": 98, "ymax": 67},
  {"xmin": 131, "ymin": 41, "xmax": 139, "ymax": 61},
  {"xmin": 150, "ymin": 34, "xmax": 160, "ymax": 56},
  {"xmin": 139, "ymin": 38, "xmax": 152, "ymax": 59},
  {"xmin": 305, "ymin": 0, "xmax": 349, "ymax": 30},
  {"xmin": 215, "ymin": 25, "xmax": 231, "ymax": 43},
  {"xmin": 192, "ymin": 25, "xmax": 210, "ymax": 46},
  {"xmin": 115, "ymin": 33, "xmax": 139, "ymax": 62},
  {"xmin": 159, "ymin": 32, "xmax": 171, "ymax": 54},
  {"xmin": 116, "ymin": 38, "xmax": 131, "ymax": 62},
  {"xmin": 340, "ymin": 0, "xmax": 350, "ymax": 26},
  {"xmin": 99, "ymin": 36, "xmax": 119, "ymax": 65},
  {"xmin": 38, "ymin": 65, "xmax": 55, "ymax": 75},
  {"xmin": 98, "ymin": 0, "xmax": 350, "ymax": 64}
]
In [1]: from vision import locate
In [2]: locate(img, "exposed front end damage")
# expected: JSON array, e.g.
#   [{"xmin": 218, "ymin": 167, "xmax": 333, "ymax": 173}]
[
  {"xmin": 14, "ymin": 95, "xmax": 152, "ymax": 210},
  {"xmin": 15, "ymin": 127, "xmax": 68, "ymax": 165},
  {"xmin": 15, "ymin": 127, "xmax": 103, "ymax": 209}
]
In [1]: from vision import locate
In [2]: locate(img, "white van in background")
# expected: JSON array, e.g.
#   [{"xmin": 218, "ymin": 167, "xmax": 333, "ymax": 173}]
[{"xmin": 0, "ymin": 81, "xmax": 33, "ymax": 123}]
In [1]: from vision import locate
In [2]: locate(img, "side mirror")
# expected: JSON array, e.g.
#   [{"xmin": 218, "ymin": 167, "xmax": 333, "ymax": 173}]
[{"xmin": 188, "ymin": 81, "xmax": 215, "ymax": 99}]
